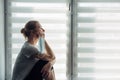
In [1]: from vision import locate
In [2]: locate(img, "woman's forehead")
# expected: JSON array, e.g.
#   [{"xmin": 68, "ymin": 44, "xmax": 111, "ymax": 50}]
[{"xmin": 36, "ymin": 22, "xmax": 42, "ymax": 28}]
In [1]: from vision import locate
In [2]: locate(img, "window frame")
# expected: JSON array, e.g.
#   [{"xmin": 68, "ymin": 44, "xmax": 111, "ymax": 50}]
[
  {"xmin": 4, "ymin": 0, "xmax": 12, "ymax": 80},
  {"xmin": 0, "ymin": 0, "xmax": 5, "ymax": 80}
]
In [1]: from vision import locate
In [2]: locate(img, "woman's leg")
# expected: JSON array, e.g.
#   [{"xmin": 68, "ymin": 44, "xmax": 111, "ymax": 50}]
[
  {"xmin": 24, "ymin": 60, "xmax": 47, "ymax": 80},
  {"xmin": 24, "ymin": 60, "xmax": 55, "ymax": 80}
]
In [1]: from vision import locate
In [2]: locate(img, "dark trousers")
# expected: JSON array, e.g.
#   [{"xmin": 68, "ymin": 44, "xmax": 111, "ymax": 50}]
[{"xmin": 24, "ymin": 60, "xmax": 49, "ymax": 80}]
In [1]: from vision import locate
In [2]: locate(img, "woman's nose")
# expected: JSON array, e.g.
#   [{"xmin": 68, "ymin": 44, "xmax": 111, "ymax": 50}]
[
  {"xmin": 40, "ymin": 28, "xmax": 45, "ymax": 32},
  {"xmin": 41, "ymin": 28, "xmax": 45, "ymax": 32}
]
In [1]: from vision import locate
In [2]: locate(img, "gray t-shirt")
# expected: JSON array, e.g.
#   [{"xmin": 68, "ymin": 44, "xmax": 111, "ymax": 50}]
[{"xmin": 12, "ymin": 41, "xmax": 41, "ymax": 80}]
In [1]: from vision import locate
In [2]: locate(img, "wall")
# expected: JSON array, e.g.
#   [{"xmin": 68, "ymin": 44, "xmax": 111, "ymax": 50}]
[{"xmin": 0, "ymin": 0, "xmax": 5, "ymax": 79}]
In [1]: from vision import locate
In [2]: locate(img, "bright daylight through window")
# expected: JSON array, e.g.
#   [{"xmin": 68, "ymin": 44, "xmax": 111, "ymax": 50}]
[{"xmin": 9, "ymin": 0, "xmax": 68, "ymax": 80}]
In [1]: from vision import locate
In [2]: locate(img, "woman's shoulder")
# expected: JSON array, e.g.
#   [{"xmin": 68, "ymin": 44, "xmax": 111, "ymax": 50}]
[{"xmin": 22, "ymin": 41, "xmax": 38, "ymax": 52}]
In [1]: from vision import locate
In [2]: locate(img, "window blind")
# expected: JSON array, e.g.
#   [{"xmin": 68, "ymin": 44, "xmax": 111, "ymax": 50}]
[
  {"xmin": 8, "ymin": 0, "xmax": 68, "ymax": 80},
  {"xmin": 75, "ymin": 0, "xmax": 120, "ymax": 80}
]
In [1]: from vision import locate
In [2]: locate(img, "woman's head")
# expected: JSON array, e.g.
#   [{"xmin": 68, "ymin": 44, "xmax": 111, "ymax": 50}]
[{"xmin": 21, "ymin": 20, "xmax": 44, "ymax": 40}]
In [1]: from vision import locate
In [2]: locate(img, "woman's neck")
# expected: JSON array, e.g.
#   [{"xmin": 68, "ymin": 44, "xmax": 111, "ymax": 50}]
[{"xmin": 27, "ymin": 38, "xmax": 38, "ymax": 46}]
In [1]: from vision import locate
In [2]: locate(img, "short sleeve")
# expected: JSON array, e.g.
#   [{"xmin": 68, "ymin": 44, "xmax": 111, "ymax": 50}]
[{"xmin": 23, "ymin": 46, "xmax": 39, "ymax": 58}]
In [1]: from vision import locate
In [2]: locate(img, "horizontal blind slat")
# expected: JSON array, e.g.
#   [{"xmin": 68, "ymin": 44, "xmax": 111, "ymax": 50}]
[
  {"xmin": 10, "ymin": 17, "xmax": 67, "ymax": 23},
  {"xmin": 11, "ymin": 0, "xmax": 66, "ymax": 3},
  {"xmin": 11, "ymin": 7, "xmax": 66, "ymax": 13},
  {"xmin": 78, "ymin": 0, "xmax": 120, "ymax": 2}
]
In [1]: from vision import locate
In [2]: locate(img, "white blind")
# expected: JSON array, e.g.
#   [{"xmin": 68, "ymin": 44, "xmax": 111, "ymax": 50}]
[
  {"xmin": 9, "ymin": 0, "xmax": 68, "ymax": 80},
  {"xmin": 75, "ymin": 0, "xmax": 120, "ymax": 80}
]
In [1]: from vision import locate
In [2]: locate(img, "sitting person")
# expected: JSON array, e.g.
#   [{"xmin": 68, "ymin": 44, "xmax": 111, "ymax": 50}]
[{"xmin": 12, "ymin": 20, "xmax": 56, "ymax": 80}]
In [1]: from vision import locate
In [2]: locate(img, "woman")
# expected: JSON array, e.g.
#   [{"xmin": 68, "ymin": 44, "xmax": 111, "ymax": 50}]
[{"xmin": 12, "ymin": 20, "xmax": 56, "ymax": 80}]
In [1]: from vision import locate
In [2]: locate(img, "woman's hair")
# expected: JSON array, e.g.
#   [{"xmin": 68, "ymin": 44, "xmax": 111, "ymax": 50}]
[{"xmin": 21, "ymin": 20, "xmax": 40, "ymax": 39}]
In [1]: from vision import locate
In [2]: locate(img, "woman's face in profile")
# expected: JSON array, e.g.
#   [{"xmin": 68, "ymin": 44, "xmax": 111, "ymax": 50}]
[
  {"xmin": 36, "ymin": 22, "xmax": 45, "ymax": 37},
  {"xmin": 36, "ymin": 22, "xmax": 45, "ymax": 32}
]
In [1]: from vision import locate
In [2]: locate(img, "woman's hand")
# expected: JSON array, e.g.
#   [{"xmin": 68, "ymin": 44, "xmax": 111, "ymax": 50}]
[
  {"xmin": 39, "ymin": 27, "xmax": 45, "ymax": 38},
  {"xmin": 41, "ymin": 62, "xmax": 52, "ymax": 78}
]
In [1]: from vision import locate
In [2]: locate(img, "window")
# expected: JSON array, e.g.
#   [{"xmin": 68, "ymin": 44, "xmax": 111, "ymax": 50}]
[
  {"xmin": 5, "ymin": 0, "xmax": 120, "ymax": 80},
  {"xmin": 6, "ymin": 0, "xmax": 68, "ymax": 80},
  {"xmin": 75, "ymin": 0, "xmax": 120, "ymax": 80}
]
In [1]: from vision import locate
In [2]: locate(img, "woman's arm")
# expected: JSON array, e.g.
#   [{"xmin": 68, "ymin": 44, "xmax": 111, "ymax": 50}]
[
  {"xmin": 35, "ymin": 39, "xmax": 56, "ymax": 65},
  {"xmin": 44, "ymin": 40, "xmax": 56, "ymax": 65},
  {"xmin": 40, "ymin": 40, "xmax": 56, "ymax": 78}
]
